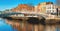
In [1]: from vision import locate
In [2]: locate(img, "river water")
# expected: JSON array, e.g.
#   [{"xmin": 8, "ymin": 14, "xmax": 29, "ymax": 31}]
[
  {"xmin": 0, "ymin": 18, "xmax": 18, "ymax": 31},
  {"xmin": 0, "ymin": 18, "xmax": 60, "ymax": 31}
]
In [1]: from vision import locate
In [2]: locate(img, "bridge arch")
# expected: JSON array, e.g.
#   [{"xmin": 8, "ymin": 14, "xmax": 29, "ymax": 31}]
[{"xmin": 26, "ymin": 17, "xmax": 46, "ymax": 25}]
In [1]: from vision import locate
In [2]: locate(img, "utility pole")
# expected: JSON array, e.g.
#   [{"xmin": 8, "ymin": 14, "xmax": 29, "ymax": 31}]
[{"xmin": 56, "ymin": 8, "xmax": 59, "ymax": 16}]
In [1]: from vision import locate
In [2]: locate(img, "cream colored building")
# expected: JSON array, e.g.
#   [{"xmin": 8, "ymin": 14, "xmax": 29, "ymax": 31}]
[
  {"xmin": 37, "ymin": 2, "xmax": 57, "ymax": 14},
  {"xmin": 46, "ymin": 2, "xmax": 57, "ymax": 14},
  {"xmin": 37, "ymin": 2, "xmax": 46, "ymax": 14}
]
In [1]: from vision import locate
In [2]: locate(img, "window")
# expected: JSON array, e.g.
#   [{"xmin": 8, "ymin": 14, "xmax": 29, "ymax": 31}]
[{"xmin": 46, "ymin": 10, "xmax": 51, "ymax": 14}]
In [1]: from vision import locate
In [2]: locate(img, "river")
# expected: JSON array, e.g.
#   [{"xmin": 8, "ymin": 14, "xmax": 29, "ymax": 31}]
[
  {"xmin": 0, "ymin": 18, "xmax": 18, "ymax": 31},
  {"xmin": 0, "ymin": 18, "xmax": 60, "ymax": 31}
]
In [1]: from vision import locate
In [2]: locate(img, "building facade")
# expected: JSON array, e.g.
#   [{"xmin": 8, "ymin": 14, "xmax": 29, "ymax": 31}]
[
  {"xmin": 46, "ymin": 2, "xmax": 57, "ymax": 14},
  {"xmin": 37, "ymin": 2, "xmax": 46, "ymax": 14},
  {"xmin": 37, "ymin": 2, "xmax": 57, "ymax": 14}
]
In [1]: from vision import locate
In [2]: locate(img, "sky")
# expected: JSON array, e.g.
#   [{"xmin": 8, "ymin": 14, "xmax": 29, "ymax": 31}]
[
  {"xmin": 0, "ymin": 0, "xmax": 56, "ymax": 11},
  {"xmin": 57, "ymin": 0, "xmax": 60, "ymax": 6}
]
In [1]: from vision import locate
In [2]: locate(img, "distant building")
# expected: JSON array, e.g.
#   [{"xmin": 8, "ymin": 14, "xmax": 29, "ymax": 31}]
[
  {"xmin": 46, "ymin": 2, "xmax": 57, "ymax": 14},
  {"xmin": 37, "ymin": 2, "xmax": 57, "ymax": 14},
  {"xmin": 10, "ymin": 2, "xmax": 57, "ymax": 15},
  {"xmin": 37, "ymin": 2, "xmax": 46, "ymax": 14},
  {"xmin": 11, "ymin": 4, "xmax": 34, "ymax": 12}
]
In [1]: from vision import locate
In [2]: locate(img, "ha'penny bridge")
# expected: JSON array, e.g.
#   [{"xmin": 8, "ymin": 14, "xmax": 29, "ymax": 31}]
[{"xmin": 0, "ymin": 11, "xmax": 60, "ymax": 22}]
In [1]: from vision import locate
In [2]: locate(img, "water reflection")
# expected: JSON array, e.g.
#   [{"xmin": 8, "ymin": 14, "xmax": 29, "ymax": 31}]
[
  {"xmin": 0, "ymin": 18, "xmax": 60, "ymax": 31},
  {"xmin": 56, "ymin": 25, "xmax": 60, "ymax": 31},
  {"xmin": 0, "ymin": 18, "xmax": 18, "ymax": 31}
]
